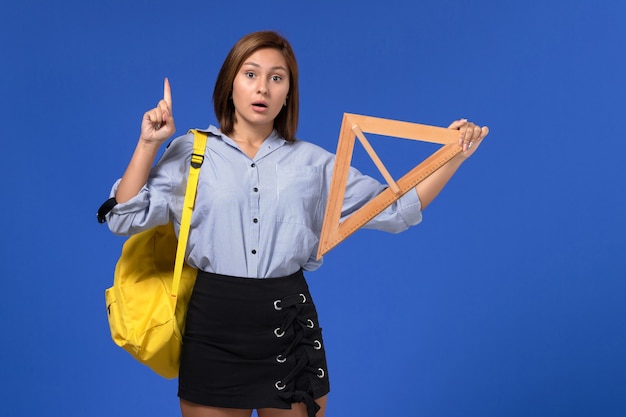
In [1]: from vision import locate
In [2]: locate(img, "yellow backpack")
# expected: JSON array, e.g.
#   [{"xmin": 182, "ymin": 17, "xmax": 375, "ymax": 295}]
[{"xmin": 97, "ymin": 129, "xmax": 207, "ymax": 378}]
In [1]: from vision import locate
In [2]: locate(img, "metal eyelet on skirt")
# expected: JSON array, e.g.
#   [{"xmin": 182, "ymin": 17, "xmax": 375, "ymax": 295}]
[
  {"xmin": 273, "ymin": 300, "xmax": 282, "ymax": 310},
  {"xmin": 276, "ymin": 354, "xmax": 286, "ymax": 363},
  {"xmin": 306, "ymin": 319, "xmax": 315, "ymax": 328},
  {"xmin": 300, "ymin": 293, "xmax": 307, "ymax": 303},
  {"xmin": 313, "ymin": 340, "xmax": 322, "ymax": 350},
  {"xmin": 275, "ymin": 381, "xmax": 286, "ymax": 390},
  {"xmin": 274, "ymin": 327, "xmax": 285, "ymax": 338},
  {"xmin": 317, "ymin": 368, "xmax": 325, "ymax": 378}
]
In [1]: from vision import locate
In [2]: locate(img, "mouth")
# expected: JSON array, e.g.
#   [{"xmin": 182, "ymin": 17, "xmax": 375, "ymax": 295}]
[{"xmin": 252, "ymin": 101, "xmax": 268, "ymax": 109}]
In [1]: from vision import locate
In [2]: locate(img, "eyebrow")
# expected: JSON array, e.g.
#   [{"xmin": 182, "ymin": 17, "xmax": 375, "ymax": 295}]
[{"xmin": 242, "ymin": 61, "xmax": 288, "ymax": 72}]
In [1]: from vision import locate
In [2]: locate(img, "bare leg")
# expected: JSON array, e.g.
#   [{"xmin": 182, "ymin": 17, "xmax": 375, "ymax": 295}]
[
  {"xmin": 257, "ymin": 394, "xmax": 328, "ymax": 417},
  {"xmin": 180, "ymin": 399, "xmax": 253, "ymax": 417}
]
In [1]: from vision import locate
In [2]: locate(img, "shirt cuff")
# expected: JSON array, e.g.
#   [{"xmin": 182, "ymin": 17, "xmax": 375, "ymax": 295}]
[
  {"xmin": 108, "ymin": 179, "xmax": 151, "ymax": 215},
  {"xmin": 105, "ymin": 179, "xmax": 154, "ymax": 235},
  {"xmin": 396, "ymin": 188, "xmax": 423, "ymax": 227}
]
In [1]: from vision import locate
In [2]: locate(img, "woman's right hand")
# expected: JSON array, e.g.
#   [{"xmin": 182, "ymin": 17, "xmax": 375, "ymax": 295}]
[
  {"xmin": 140, "ymin": 78, "xmax": 176, "ymax": 146},
  {"xmin": 114, "ymin": 78, "xmax": 176, "ymax": 204}
]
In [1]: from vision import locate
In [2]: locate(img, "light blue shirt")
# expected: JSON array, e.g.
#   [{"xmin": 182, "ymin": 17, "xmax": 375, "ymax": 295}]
[{"xmin": 106, "ymin": 126, "xmax": 422, "ymax": 278}]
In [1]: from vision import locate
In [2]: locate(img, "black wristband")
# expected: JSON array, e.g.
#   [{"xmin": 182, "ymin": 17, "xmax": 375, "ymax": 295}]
[{"xmin": 96, "ymin": 197, "xmax": 118, "ymax": 224}]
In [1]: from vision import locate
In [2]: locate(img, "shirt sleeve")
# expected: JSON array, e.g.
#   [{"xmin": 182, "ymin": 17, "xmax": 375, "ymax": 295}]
[
  {"xmin": 339, "ymin": 164, "xmax": 423, "ymax": 234},
  {"xmin": 105, "ymin": 133, "xmax": 194, "ymax": 236}
]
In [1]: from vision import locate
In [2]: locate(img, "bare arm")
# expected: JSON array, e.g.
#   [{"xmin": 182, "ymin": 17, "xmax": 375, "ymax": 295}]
[
  {"xmin": 115, "ymin": 78, "xmax": 177, "ymax": 203},
  {"xmin": 415, "ymin": 119, "xmax": 489, "ymax": 210}
]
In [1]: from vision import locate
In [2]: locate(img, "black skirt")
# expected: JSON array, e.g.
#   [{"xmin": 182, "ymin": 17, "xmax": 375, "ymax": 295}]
[{"xmin": 178, "ymin": 269, "xmax": 329, "ymax": 416}]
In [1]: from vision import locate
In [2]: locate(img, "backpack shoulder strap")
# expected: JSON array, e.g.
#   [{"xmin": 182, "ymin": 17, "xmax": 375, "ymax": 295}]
[{"xmin": 171, "ymin": 129, "xmax": 208, "ymax": 299}]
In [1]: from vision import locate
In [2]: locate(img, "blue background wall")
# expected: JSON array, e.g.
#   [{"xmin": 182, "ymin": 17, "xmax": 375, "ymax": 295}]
[{"xmin": 2, "ymin": 1, "xmax": 624, "ymax": 416}]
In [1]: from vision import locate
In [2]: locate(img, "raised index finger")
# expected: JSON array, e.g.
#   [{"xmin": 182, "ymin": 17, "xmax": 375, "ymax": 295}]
[{"xmin": 163, "ymin": 77, "xmax": 173, "ymax": 111}]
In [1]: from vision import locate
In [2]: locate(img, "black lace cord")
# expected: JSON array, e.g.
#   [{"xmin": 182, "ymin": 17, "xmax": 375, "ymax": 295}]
[
  {"xmin": 277, "ymin": 351, "xmax": 322, "ymax": 417},
  {"xmin": 278, "ymin": 312, "xmax": 322, "ymax": 363},
  {"xmin": 273, "ymin": 294, "xmax": 324, "ymax": 417},
  {"xmin": 287, "ymin": 391, "xmax": 320, "ymax": 417}
]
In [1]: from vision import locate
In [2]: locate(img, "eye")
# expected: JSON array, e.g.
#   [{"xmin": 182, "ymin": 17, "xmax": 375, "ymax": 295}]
[
  {"xmin": 245, "ymin": 71, "xmax": 255, "ymax": 78},
  {"xmin": 271, "ymin": 75, "xmax": 283, "ymax": 82}
]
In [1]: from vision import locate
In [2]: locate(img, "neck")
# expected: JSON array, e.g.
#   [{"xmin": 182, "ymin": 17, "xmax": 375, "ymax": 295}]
[
  {"xmin": 231, "ymin": 122, "xmax": 273, "ymax": 146},
  {"xmin": 230, "ymin": 123, "xmax": 274, "ymax": 159}
]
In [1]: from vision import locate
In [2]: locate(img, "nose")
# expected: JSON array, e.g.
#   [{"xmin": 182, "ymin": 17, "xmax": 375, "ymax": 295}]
[{"xmin": 257, "ymin": 79, "xmax": 268, "ymax": 95}]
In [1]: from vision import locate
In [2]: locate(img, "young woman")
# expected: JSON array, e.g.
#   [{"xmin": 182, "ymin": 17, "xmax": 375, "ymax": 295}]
[{"xmin": 102, "ymin": 31, "xmax": 488, "ymax": 417}]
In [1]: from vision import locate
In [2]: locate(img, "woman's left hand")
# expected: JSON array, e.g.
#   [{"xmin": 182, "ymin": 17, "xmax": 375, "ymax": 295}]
[{"xmin": 448, "ymin": 119, "xmax": 489, "ymax": 158}]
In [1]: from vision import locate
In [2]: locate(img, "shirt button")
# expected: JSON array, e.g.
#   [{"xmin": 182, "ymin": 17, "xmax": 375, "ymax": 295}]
[
  {"xmin": 251, "ymin": 249, "xmax": 257, "ymax": 255},
  {"xmin": 253, "ymin": 187, "xmax": 259, "ymax": 192},
  {"xmin": 251, "ymin": 163, "xmax": 256, "ymax": 168},
  {"xmin": 253, "ymin": 218, "xmax": 258, "ymax": 223}
]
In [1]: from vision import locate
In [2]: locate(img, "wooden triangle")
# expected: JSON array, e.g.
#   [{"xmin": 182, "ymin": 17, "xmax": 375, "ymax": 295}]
[{"xmin": 316, "ymin": 113, "xmax": 462, "ymax": 260}]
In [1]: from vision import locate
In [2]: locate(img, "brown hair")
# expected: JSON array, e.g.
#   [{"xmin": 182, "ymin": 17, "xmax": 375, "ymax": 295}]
[{"xmin": 213, "ymin": 31, "xmax": 299, "ymax": 142}]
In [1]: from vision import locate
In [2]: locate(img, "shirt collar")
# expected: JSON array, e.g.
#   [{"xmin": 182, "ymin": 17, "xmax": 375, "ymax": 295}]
[{"xmin": 201, "ymin": 125, "xmax": 287, "ymax": 158}]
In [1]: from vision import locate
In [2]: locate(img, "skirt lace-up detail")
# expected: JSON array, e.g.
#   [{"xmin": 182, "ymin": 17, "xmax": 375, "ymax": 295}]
[
  {"xmin": 272, "ymin": 292, "xmax": 327, "ymax": 417},
  {"xmin": 179, "ymin": 270, "xmax": 329, "ymax": 413}
]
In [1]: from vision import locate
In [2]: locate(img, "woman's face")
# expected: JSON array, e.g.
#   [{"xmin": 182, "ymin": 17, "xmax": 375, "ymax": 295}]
[{"xmin": 231, "ymin": 48, "xmax": 290, "ymax": 134}]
